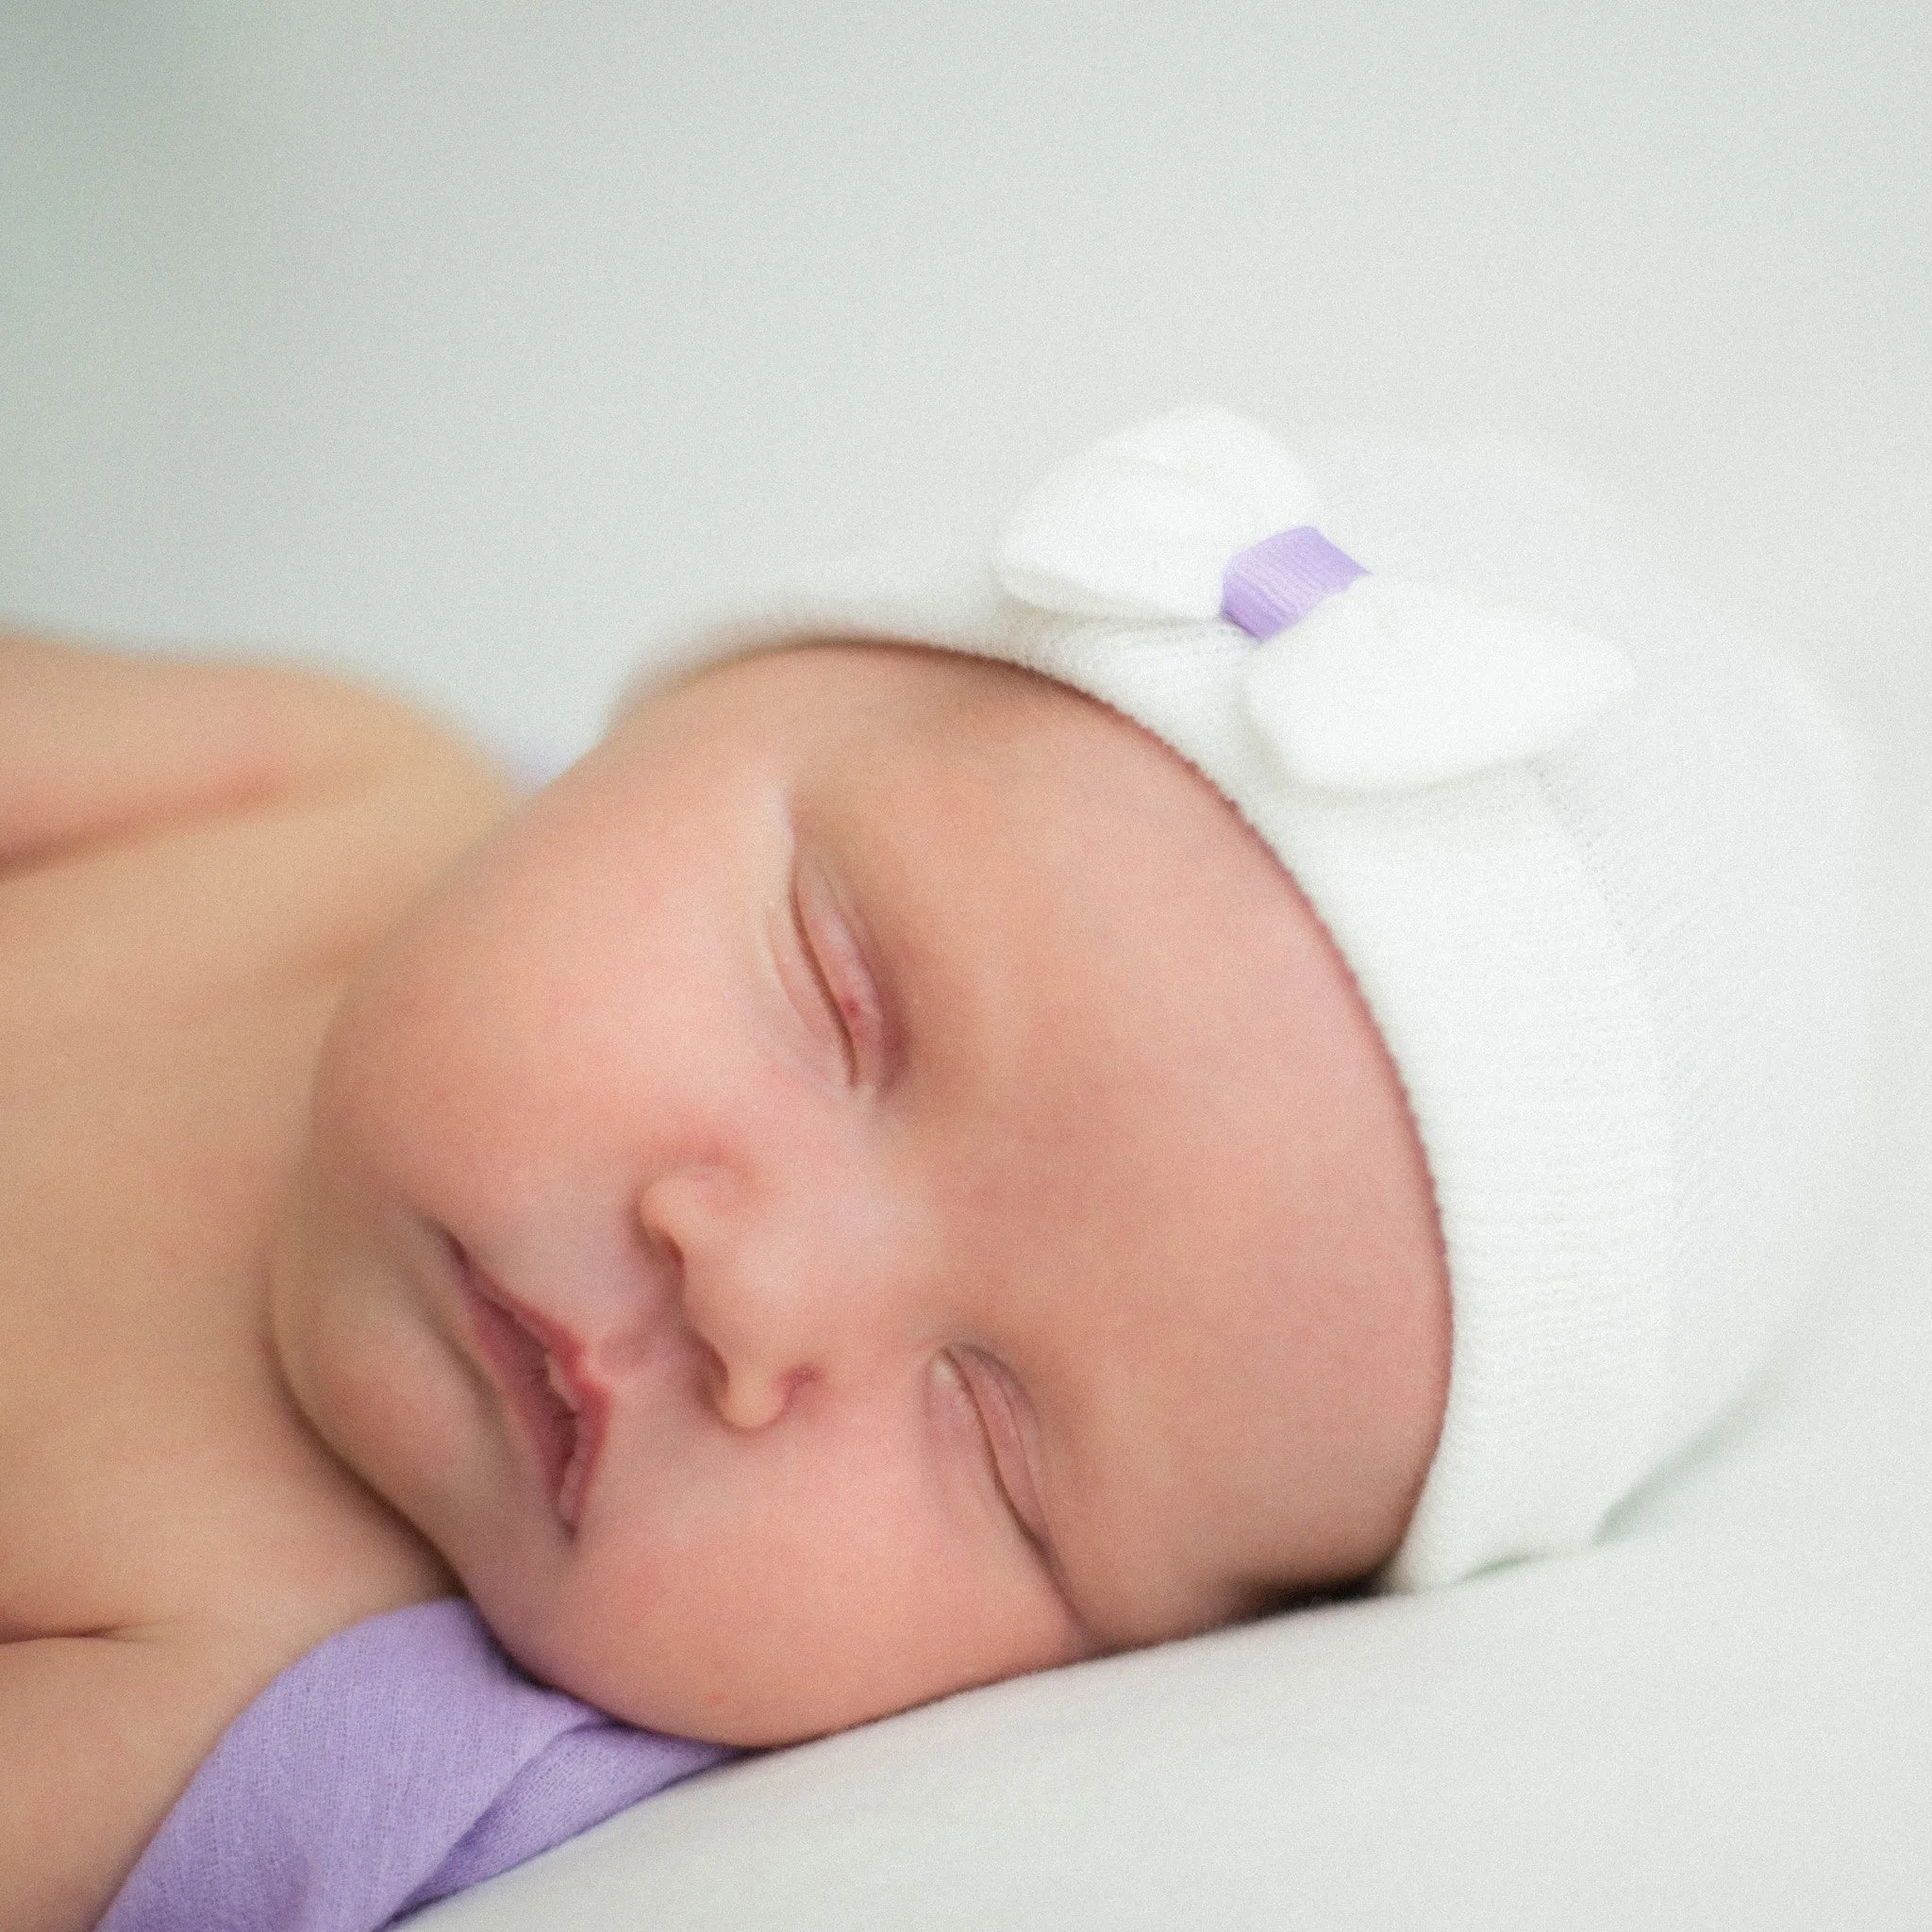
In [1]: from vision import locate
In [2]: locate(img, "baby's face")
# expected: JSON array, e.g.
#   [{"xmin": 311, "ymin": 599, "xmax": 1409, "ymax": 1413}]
[{"xmin": 271, "ymin": 642, "xmax": 1447, "ymax": 1744}]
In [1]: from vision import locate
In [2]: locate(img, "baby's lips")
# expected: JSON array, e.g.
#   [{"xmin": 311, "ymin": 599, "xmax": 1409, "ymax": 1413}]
[
  {"xmin": 552, "ymin": 1357, "xmax": 608, "ymax": 1531},
  {"xmin": 458, "ymin": 1252, "xmax": 609, "ymax": 1532}
]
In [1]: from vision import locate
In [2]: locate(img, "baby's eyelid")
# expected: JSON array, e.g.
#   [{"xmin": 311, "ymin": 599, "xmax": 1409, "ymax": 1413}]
[
  {"xmin": 792, "ymin": 859, "xmax": 889, "ymax": 1089},
  {"xmin": 950, "ymin": 1347, "xmax": 1053, "ymax": 1560},
  {"xmin": 790, "ymin": 871, "xmax": 858, "ymax": 1082}
]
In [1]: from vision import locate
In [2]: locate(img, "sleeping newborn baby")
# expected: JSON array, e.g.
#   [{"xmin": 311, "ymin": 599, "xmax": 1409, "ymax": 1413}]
[
  {"xmin": 1, "ymin": 412, "xmax": 1864, "ymax": 1930},
  {"xmin": 276, "ymin": 631, "xmax": 1454, "ymax": 1743}
]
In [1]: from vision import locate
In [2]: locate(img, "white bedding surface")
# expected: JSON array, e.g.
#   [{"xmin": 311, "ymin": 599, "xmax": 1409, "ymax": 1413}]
[{"xmin": 5, "ymin": 6, "xmax": 1927, "ymax": 1925}]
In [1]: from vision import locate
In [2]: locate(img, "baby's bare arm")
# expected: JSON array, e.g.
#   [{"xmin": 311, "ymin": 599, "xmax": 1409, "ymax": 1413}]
[
  {"xmin": 0, "ymin": 1630, "xmax": 242, "ymax": 1932},
  {"xmin": 0, "ymin": 629, "xmax": 501, "ymax": 866}
]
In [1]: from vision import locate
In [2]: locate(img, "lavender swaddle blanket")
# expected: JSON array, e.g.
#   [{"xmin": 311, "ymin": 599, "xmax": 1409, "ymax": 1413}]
[{"xmin": 100, "ymin": 1599, "xmax": 732, "ymax": 1932}]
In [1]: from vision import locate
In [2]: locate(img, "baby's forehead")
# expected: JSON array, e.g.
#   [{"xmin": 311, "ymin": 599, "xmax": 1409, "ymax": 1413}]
[
  {"xmin": 639, "ymin": 635, "xmax": 1094, "ymax": 742},
  {"xmin": 624, "ymin": 638, "xmax": 1298, "ymax": 994},
  {"xmin": 637, "ymin": 638, "xmax": 1236, "ymax": 832}
]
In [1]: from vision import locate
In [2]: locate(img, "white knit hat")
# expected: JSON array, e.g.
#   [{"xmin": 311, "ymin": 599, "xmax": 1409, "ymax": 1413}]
[{"xmin": 634, "ymin": 408, "xmax": 1868, "ymax": 1590}]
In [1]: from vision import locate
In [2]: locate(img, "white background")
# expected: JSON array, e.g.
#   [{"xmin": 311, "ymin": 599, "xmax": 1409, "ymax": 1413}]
[{"xmin": 4, "ymin": 1, "xmax": 1927, "ymax": 758}]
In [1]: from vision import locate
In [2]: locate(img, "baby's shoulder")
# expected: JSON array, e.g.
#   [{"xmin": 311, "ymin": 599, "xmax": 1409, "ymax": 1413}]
[
  {"xmin": 0, "ymin": 632, "xmax": 517, "ymax": 1000},
  {"xmin": 1, "ymin": 628, "xmax": 513, "ymax": 871}
]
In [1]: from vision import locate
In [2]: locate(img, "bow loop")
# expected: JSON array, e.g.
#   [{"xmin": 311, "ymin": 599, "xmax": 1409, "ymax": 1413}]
[
  {"xmin": 1245, "ymin": 577, "xmax": 1636, "ymax": 791},
  {"xmin": 994, "ymin": 407, "xmax": 1319, "ymax": 622},
  {"xmin": 992, "ymin": 408, "xmax": 1635, "ymax": 791}
]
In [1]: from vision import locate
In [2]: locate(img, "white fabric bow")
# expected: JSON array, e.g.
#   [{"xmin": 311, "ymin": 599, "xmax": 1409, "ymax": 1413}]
[{"xmin": 992, "ymin": 408, "xmax": 1635, "ymax": 791}]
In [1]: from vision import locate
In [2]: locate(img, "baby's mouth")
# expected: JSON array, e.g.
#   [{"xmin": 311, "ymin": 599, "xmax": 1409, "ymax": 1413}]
[{"xmin": 455, "ymin": 1247, "xmax": 606, "ymax": 1531}]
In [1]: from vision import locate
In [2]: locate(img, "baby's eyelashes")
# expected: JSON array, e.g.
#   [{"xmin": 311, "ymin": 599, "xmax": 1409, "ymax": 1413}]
[
  {"xmin": 936, "ymin": 1347, "xmax": 1055, "ymax": 1563},
  {"xmin": 789, "ymin": 856, "xmax": 890, "ymax": 1091},
  {"xmin": 785, "ymin": 870, "xmax": 856, "ymax": 1082}
]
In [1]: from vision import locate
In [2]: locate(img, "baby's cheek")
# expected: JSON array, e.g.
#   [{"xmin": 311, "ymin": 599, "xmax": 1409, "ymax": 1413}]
[
  {"xmin": 285, "ymin": 1274, "xmax": 433, "ymax": 1491},
  {"xmin": 526, "ymin": 1497, "xmax": 900, "ymax": 1741},
  {"xmin": 523, "ymin": 1475, "xmax": 1080, "ymax": 1746}
]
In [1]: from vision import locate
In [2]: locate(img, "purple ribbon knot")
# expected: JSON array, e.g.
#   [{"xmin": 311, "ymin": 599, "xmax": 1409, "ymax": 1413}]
[{"xmin": 1220, "ymin": 525, "xmax": 1366, "ymax": 641}]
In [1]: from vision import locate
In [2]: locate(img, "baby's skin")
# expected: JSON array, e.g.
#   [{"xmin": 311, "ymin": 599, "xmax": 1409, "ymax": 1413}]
[{"xmin": 1, "ymin": 633, "xmax": 1447, "ymax": 1931}]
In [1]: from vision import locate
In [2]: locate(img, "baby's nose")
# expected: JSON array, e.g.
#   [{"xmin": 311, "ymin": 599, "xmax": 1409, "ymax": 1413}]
[
  {"xmin": 637, "ymin": 1159, "xmax": 869, "ymax": 1431},
  {"xmin": 707, "ymin": 1356, "xmax": 818, "ymax": 1432}
]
